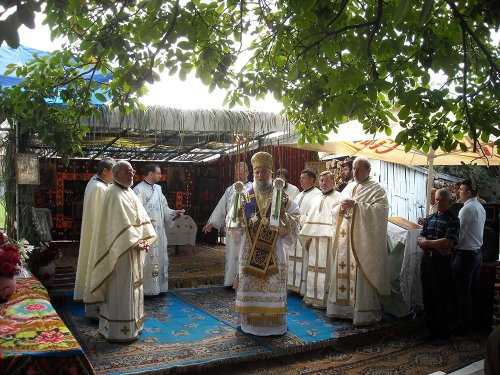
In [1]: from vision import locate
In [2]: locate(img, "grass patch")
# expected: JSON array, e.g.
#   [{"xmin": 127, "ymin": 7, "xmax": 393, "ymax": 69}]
[{"xmin": 0, "ymin": 199, "xmax": 5, "ymax": 230}]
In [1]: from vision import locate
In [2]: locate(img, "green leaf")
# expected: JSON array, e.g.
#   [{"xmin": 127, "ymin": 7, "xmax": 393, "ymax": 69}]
[
  {"xmin": 78, "ymin": 17, "xmax": 93, "ymax": 29},
  {"xmin": 94, "ymin": 93, "xmax": 107, "ymax": 102},
  {"xmin": 200, "ymin": 70, "xmax": 212, "ymax": 85},
  {"xmin": 395, "ymin": 132, "xmax": 407, "ymax": 144},
  {"xmin": 419, "ymin": 0, "xmax": 433, "ymax": 26},
  {"xmin": 301, "ymin": 0, "xmax": 316, "ymax": 10},
  {"xmin": 480, "ymin": 132, "xmax": 490, "ymax": 143},
  {"xmin": 2, "ymin": 17, "xmax": 20, "ymax": 48},
  {"xmin": 398, "ymin": 106, "xmax": 410, "ymax": 120},
  {"xmin": 17, "ymin": 5, "xmax": 36, "ymax": 29},
  {"xmin": 68, "ymin": 0, "xmax": 82, "ymax": 13},
  {"xmin": 177, "ymin": 41, "xmax": 191, "ymax": 50},
  {"xmin": 394, "ymin": 0, "xmax": 410, "ymax": 26}
]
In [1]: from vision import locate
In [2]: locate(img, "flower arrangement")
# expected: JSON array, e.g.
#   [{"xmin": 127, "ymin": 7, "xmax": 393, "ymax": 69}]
[
  {"xmin": 26, "ymin": 242, "xmax": 61, "ymax": 287},
  {"xmin": 0, "ymin": 231, "xmax": 23, "ymax": 279},
  {"xmin": 27, "ymin": 242, "xmax": 62, "ymax": 268}
]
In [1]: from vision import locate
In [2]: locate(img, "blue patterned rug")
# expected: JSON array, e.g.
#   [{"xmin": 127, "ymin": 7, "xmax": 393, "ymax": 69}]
[{"xmin": 53, "ymin": 287, "xmax": 411, "ymax": 374}]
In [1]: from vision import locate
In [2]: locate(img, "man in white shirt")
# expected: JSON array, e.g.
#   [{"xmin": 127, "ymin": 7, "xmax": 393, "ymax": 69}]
[{"xmin": 453, "ymin": 179, "xmax": 486, "ymax": 334}]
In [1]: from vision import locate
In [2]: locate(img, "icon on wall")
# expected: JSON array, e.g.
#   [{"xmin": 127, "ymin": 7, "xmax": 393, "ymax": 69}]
[{"xmin": 16, "ymin": 153, "xmax": 40, "ymax": 185}]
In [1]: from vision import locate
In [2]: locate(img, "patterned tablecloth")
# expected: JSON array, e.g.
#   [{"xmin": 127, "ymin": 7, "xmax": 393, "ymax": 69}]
[{"xmin": 0, "ymin": 273, "xmax": 94, "ymax": 374}]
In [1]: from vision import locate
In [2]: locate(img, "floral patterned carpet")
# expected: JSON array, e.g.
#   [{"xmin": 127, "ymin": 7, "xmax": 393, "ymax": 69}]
[
  {"xmin": 49, "ymin": 243, "xmax": 487, "ymax": 374},
  {"xmin": 208, "ymin": 331, "xmax": 487, "ymax": 375},
  {"xmin": 52, "ymin": 287, "xmax": 427, "ymax": 374}
]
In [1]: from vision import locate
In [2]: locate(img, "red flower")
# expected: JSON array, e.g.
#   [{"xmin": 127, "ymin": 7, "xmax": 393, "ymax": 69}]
[
  {"xmin": 0, "ymin": 262, "xmax": 14, "ymax": 276},
  {"xmin": 0, "ymin": 241, "xmax": 21, "ymax": 278},
  {"xmin": 0, "ymin": 232, "xmax": 4, "ymax": 246},
  {"xmin": 2, "ymin": 244, "xmax": 17, "ymax": 253},
  {"xmin": 0, "ymin": 325, "xmax": 19, "ymax": 335},
  {"xmin": 36, "ymin": 331, "xmax": 65, "ymax": 344},
  {"xmin": 25, "ymin": 303, "xmax": 48, "ymax": 312}
]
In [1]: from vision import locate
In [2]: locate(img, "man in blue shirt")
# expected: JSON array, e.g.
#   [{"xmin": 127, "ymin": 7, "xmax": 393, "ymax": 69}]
[
  {"xmin": 418, "ymin": 188, "xmax": 460, "ymax": 344},
  {"xmin": 453, "ymin": 179, "xmax": 486, "ymax": 334}
]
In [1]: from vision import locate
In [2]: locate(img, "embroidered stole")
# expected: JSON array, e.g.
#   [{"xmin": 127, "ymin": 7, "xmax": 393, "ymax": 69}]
[{"xmin": 242, "ymin": 187, "xmax": 279, "ymax": 278}]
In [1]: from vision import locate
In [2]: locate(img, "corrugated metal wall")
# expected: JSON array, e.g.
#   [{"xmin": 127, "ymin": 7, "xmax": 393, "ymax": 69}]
[{"xmin": 375, "ymin": 161, "xmax": 428, "ymax": 222}]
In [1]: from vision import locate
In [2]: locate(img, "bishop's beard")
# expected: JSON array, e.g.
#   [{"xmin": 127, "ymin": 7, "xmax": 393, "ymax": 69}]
[{"xmin": 255, "ymin": 179, "xmax": 272, "ymax": 193}]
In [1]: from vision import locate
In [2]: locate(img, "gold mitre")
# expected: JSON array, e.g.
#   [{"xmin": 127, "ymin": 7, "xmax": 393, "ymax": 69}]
[{"xmin": 251, "ymin": 151, "xmax": 273, "ymax": 170}]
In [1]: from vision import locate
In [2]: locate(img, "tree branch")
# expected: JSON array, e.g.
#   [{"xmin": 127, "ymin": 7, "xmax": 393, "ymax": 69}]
[
  {"xmin": 326, "ymin": 0, "xmax": 350, "ymax": 28},
  {"xmin": 445, "ymin": 0, "xmax": 499, "ymax": 74},
  {"xmin": 367, "ymin": 0, "xmax": 383, "ymax": 80},
  {"xmin": 459, "ymin": 9, "xmax": 478, "ymax": 151},
  {"xmin": 143, "ymin": 0, "xmax": 180, "ymax": 83}
]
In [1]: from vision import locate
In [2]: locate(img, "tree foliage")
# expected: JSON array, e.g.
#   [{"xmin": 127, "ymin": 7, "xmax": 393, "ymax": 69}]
[{"xmin": 0, "ymin": 0, "xmax": 499, "ymax": 160}]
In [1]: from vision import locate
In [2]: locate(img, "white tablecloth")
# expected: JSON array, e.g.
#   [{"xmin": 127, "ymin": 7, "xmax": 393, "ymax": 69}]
[
  {"xmin": 166, "ymin": 215, "xmax": 197, "ymax": 246},
  {"xmin": 387, "ymin": 221, "xmax": 424, "ymax": 312}
]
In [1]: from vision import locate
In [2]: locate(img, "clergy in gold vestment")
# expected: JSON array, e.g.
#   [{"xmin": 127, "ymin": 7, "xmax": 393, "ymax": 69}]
[
  {"xmin": 74, "ymin": 158, "xmax": 115, "ymax": 303},
  {"xmin": 287, "ymin": 169, "xmax": 322, "ymax": 293},
  {"xmin": 300, "ymin": 171, "xmax": 341, "ymax": 308},
  {"xmin": 231, "ymin": 152, "xmax": 299, "ymax": 336},
  {"xmin": 326, "ymin": 157, "xmax": 390, "ymax": 325},
  {"xmin": 89, "ymin": 161, "xmax": 157, "ymax": 343}
]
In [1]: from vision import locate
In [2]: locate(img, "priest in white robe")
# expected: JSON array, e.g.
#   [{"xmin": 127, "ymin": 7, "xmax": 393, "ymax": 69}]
[
  {"xmin": 202, "ymin": 162, "xmax": 251, "ymax": 287},
  {"xmin": 89, "ymin": 161, "xmax": 157, "ymax": 343},
  {"xmin": 231, "ymin": 152, "xmax": 299, "ymax": 336},
  {"xmin": 133, "ymin": 163, "xmax": 183, "ymax": 295},
  {"xmin": 300, "ymin": 171, "xmax": 341, "ymax": 308},
  {"xmin": 326, "ymin": 157, "xmax": 390, "ymax": 325},
  {"xmin": 275, "ymin": 168, "xmax": 300, "ymax": 201},
  {"xmin": 74, "ymin": 157, "xmax": 115, "ymax": 306},
  {"xmin": 287, "ymin": 168, "xmax": 322, "ymax": 293}
]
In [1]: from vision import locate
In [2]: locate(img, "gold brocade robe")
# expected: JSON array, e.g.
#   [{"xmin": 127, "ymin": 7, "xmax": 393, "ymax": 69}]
[
  {"xmin": 326, "ymin": 177, "xmax": 390, "ymax": 325},
  {"xmin": 232, "ymin": 183, "xmax": 299, "ymax": 336}
]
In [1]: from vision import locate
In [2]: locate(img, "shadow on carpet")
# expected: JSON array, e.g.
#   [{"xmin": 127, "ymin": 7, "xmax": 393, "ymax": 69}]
[{"xmin": 52, "ymin": 287, "xmax": 484, "ymax": 375}]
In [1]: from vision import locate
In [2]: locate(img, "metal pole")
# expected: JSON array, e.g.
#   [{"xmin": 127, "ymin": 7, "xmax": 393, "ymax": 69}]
[
  {"xmin": 425, "ymin": 149, "xmax": 435, "ymax": 216},
  {"xmin": 15, "ymin": 120, "xmax": 19, "ymax": 240}
]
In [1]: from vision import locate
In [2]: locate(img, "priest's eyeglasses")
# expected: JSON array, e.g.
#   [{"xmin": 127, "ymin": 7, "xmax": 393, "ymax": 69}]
[{"xmin": 119, "ymin": 169, "xmax": 135, "ymax": 175}]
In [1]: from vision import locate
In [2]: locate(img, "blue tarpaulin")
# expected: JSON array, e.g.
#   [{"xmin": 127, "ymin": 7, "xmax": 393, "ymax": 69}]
[{"xmin": 0, "ymin": 45, "xmax": 112, "ymax": 104}]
